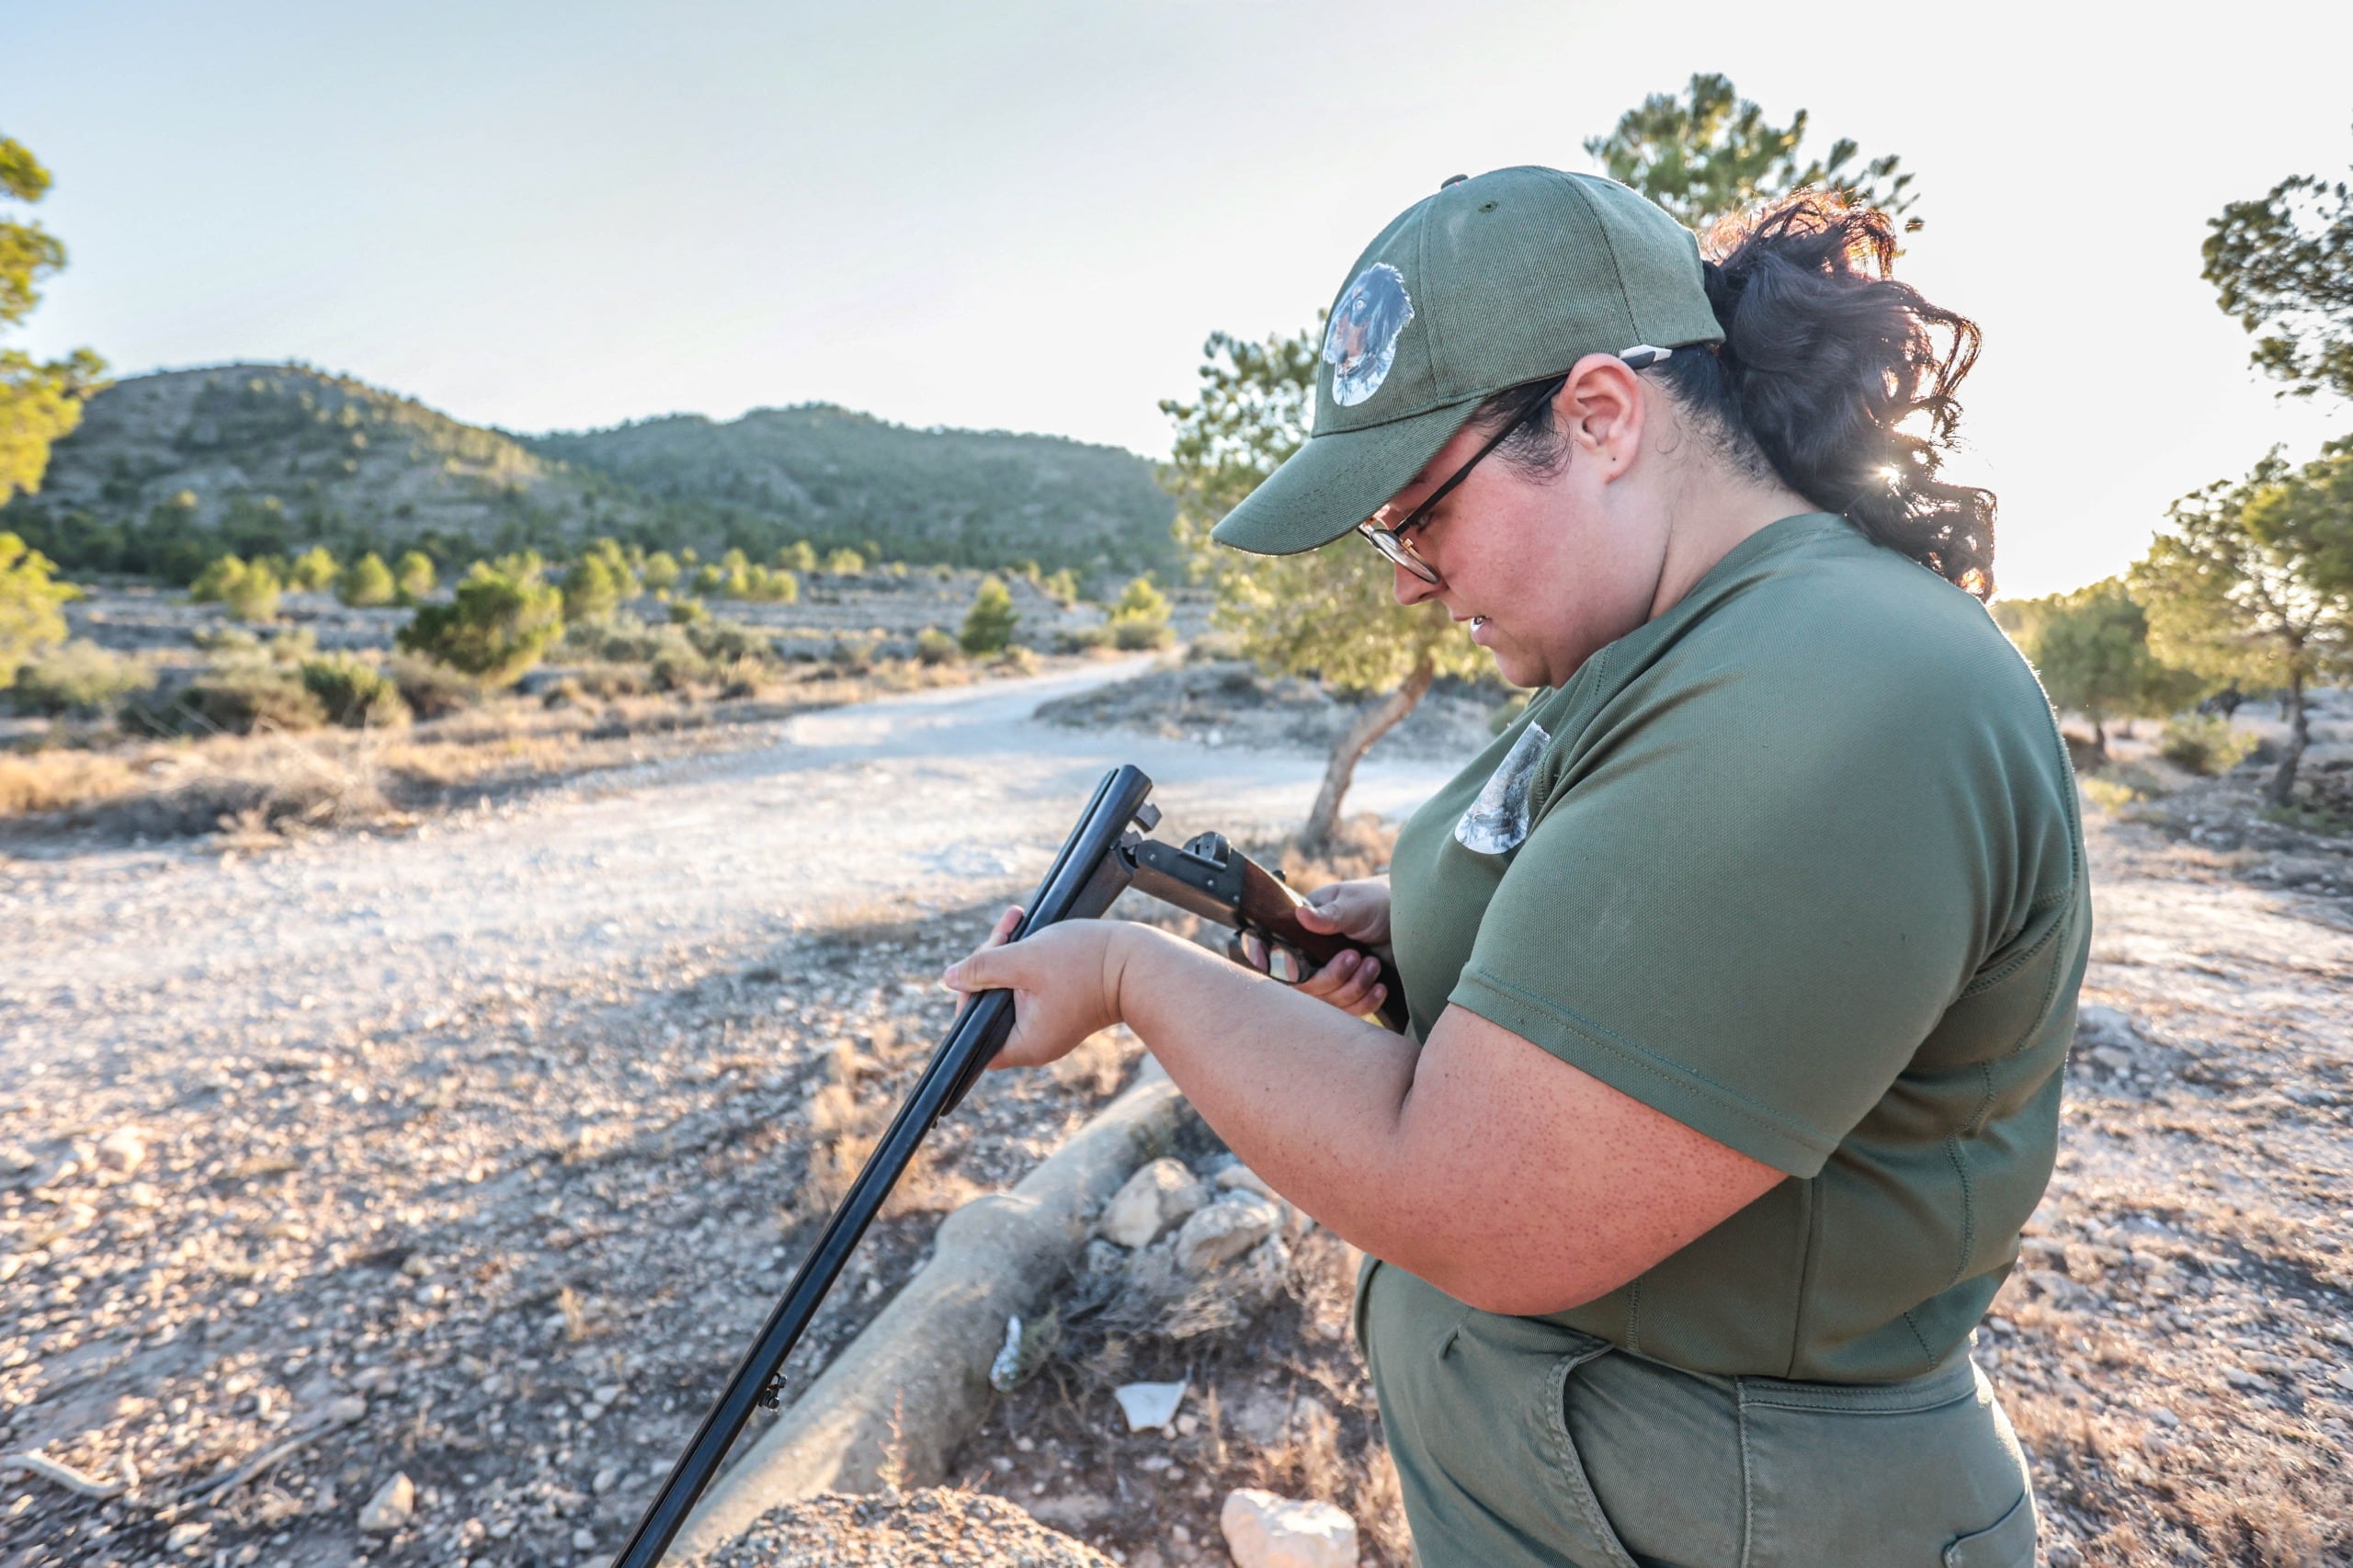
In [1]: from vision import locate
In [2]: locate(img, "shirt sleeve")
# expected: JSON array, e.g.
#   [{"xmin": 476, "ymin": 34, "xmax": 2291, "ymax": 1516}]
[{"xmin": 1446, "ymin": 650, "xmax": 2005, "ymax": 1177}]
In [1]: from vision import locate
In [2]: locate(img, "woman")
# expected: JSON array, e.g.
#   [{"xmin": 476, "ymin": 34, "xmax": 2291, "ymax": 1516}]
[{"xmin": 945, "ymin": 166, "xmax": 2082, "ymax": 1568}]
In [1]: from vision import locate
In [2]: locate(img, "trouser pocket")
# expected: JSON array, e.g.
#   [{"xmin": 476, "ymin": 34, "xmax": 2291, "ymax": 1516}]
[
  {"xmin": 1737, "ymin": 1359, "xmax": 2036, "ymax": 1568},
  {"xmin": 1363, "ymin": 1263, "xmax": 1644, "ymax": 1568}
]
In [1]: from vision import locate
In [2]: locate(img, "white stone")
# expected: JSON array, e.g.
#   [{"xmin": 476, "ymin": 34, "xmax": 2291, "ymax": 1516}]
[
  {"xmin": 1216, "ymin": 1164, "xmax": 1279, "ymax": 1201},
  {"xmin": 2074, "ymin": 1005, "xmax": 2139, "ymax": 1049},
  {"xmin": 1112, "ymin": 1379, "xmax": 1188, "ymax": 1433},
  {"xmin": 358, "ymin": 1471, "xmax": 416, "ymax": 1533},
  {"xmin": 1097, "ymin": 1158, "xmax": 1203, "ymax": 1249},
  {"xmin": 1175, "ymin": 1194, "xmax": 1279, "ymax": 1274},
  {"xmin": 1220, "ymin": 1488, "xmax": 1358, "ymax": 1568},
  {"xmin": 164, "ymin": 1522, "xmax": 211, "ymax": 1554},
  {"xmin": 96, "ymin": 1128, "xmax": 146, "ymax": 1176}
]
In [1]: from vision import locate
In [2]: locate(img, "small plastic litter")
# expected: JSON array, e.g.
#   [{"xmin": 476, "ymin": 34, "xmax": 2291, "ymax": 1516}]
[{"xmin": 1113, "ymin": 1379, "xmax": 1188, "ymax": 1433}]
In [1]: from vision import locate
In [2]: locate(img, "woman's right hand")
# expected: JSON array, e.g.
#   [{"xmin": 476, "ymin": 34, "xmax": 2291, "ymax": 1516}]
[{"xmin": 1239, "ymin": 876, "xmax": 1393, "ymax": 1017}]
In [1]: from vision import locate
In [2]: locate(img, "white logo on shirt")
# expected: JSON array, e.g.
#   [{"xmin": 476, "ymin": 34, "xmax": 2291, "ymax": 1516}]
[{"xmin": 1456, "ymin": 722, "xmax": 1550, "ymax": 854}]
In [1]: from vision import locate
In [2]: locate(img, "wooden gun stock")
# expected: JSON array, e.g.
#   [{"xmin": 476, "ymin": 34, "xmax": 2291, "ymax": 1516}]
[{"xmin": 1121, "ymin": 832, "xmax": 1410, "ymax": 1033}]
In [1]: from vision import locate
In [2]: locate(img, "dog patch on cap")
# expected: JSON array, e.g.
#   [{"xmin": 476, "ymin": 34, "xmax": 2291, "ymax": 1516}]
[{"xmin": 1324, "ymin": 263, "xmax": 1414, "ymax": 407}]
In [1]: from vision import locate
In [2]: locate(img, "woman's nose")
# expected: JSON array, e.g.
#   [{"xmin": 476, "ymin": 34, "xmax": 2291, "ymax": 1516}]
[{"xmin": 1393, "ymin": 559, "xmax": 1439, "ymax": 606}]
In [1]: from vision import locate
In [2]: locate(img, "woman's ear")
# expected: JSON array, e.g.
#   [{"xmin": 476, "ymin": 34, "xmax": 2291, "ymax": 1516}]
[{"xmin": 1554, "ymin": 353, "xmax": 1647, "ymax": 482}]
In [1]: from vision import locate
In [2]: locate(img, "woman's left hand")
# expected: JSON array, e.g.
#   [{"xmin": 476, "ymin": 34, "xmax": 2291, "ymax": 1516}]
[{"xmin": 941, "ymin": 915, "xmax": 1132, "ymax": 1070}]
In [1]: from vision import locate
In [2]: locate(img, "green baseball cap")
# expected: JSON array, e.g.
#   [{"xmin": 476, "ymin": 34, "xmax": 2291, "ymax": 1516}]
[{"xmin": 1211, "ymin": 165, "xmax": 1724, "ymax": 556}]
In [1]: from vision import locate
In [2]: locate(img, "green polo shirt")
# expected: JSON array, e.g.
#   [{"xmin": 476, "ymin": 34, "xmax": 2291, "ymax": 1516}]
[{"xmin": 1385, "ymin": 512, "xmax": 2089, "ymax": 1381}]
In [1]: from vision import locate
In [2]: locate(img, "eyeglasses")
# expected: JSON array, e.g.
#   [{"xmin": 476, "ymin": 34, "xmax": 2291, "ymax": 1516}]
[{"xmin": 1356, "ymin": 347, "xmax": 1674, "ymax": 585}]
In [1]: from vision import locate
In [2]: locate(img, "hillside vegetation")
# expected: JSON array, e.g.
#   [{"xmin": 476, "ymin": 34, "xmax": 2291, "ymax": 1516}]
[
  {"xmin": 529, "ymin": 403, "xmax": 1177, "ymax": 574},
  {"xmin": 0, "ymin": 364, "xmax": 1176, "ymax": 580}
]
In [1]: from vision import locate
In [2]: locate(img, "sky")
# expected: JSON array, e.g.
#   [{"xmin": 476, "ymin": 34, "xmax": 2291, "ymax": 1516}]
[{"xmin": 7, "ymin": 0, "xmax": 2352, "ymax": 597}]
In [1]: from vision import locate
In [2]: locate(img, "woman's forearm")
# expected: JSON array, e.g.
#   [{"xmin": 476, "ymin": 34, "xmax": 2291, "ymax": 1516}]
[{"xmin": 1108, "ymin": 921, "xmax": 1432, "ymax": 1267}]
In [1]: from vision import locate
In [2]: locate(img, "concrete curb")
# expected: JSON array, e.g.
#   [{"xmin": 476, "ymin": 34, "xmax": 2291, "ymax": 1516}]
[{"xmin": 671, "ymin": 1058, "xmax": 1187, "ymax": 1562}]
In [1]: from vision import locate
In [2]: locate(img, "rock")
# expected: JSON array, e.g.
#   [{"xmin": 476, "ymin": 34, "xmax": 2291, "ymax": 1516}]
[
  {"xmin": 164, "ymin": 1521, "xmax": 212, "ymax": 1553},
  {"xmin": 1175, "ymin": 1194, "xmax": 1279, "ymax": 1274},
  {"xmin": 1098, "ymin": 1158, "xmax": 1203, "ymax": 1249},
  {"xmin": 359, "ymin": 1471, "xmax": 416, "ymax": 1533},
  {"xmin": 1225, "ymin": 1385, "xmax": 1291, "ymax": 1446},
  {"xmin": 96, "ymin": 1128, "xmax": 145, "ymax": 1176},
  {"xmin": 1113, "ymin": 1379, "xmax": 1188, "ymax": 1433},
  {"xmin": 1220, "ymin": 1488, "xmax": 1358, "ymax": 1568},
  {"xmin": 1215, "ymin": 1164, "xmax": 1278, "ymax": 1201},
  {"xmin": 2073, "ymin": 1005, "xmax": 2140, "ymax": 1050},
  {"xmin": 1026, "ymin": 1490, "xmax": 1113, "ymax": 1532}
]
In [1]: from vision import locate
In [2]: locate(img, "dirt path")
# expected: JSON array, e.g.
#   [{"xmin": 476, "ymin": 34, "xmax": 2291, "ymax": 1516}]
[
  {"xmin": 0, "ymin": 657, "xmax": 1455, "ymax": 1099},
  {"xmin": 0, "ymin": 660, "xmax": 1459, "ymax": 1568}
]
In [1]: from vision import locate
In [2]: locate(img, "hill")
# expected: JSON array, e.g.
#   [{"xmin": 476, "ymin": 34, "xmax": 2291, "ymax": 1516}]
[
  {"xmin": 0, "ymin": 364, "xmax": 1178, "ymax": 581},
  {"xmin": 526, "ymin": 404, "xmax": 1178, "ymax": 574}
]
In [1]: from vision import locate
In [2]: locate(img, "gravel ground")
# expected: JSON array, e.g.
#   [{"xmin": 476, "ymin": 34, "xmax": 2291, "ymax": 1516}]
[
  {"xmin": 0, "ymin": 665, "xmax": 1456, "ymax": 1568},
  {"xmin": 6, "ymin": 664, "xmax": 2351, "ymax": 1567},
  {"xmin": 707, "ymin": 1489, "xmax": 1115, "ymax": 1568},
  {"xmin": 1035, "ymin": 661, "xmax": 1507, "ymax": 763}
]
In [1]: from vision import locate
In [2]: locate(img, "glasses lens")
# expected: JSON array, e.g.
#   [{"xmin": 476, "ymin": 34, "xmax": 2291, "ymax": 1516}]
[{"xmin": 1359, "ymin": 523, "xmax": 1438, "ymax": 583}]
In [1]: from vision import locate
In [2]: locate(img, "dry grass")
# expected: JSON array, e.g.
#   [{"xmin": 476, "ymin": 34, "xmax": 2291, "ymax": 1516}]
[
  {"xmin": 0, "ymin": 658, "xmax": 994, "ymax": 846},
  {"xmin": 783, "ymin": 1032, "xmax": 980, "ymax": 1232}
]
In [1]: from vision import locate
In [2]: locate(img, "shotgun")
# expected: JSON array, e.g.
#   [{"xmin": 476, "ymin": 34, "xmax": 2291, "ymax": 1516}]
[{"xmin": 614, "ymin": 765, "xmax": 1404, "ymax": 1567}]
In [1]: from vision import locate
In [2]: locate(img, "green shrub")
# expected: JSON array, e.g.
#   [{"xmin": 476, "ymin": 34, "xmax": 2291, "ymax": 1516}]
[
  {"xmin": 395, "ymin": 561, "xmax": 563, "ymax": 687},
  {"xmin": 961, "ymin": 575, "xmax": 1019, "ymax": 656},
  {"xmin": 562, "ymin": 553, "xmax": 622, "ymax": 624},
  {"xmin": 686, "ymin": 619, "xmax": 772, "ymax": 664},
  {"xmin": 667, "ymin": 597, "xmax": 709, "ymax": 625},
  {"xmin": 2159, "ymin": 714, "xmax": 2257, "ymax": 776},
  {"xmin": 1105, "ymin": 574, "xmax": 1174, "ymax": 650},
  {"xmin": 1054, "ymin": 624, "xmax": 1115, "ymax": 653},
  {"xmin": 182, "ymin": 660, "xmax": 329, "ymax": 733},
  {"xmin": 300, "ymin": 653, "xmax": 411, "ymax": 728},
  {"xmin": 995, "ymin": 646, "xmax": 1040, "ymax": 676},
  {"xmin": 193, "ymin": 626, "xmax": 260, "ymax": 654},
  {"xmin": 1040, "ymin": 567, "xmax": 1081, "ymax": 606},
  {"xmin": 651, "ymin": 646, "xmax": 713, "ymax": 692},
  {"xmin": 287, "ymin": 546, "xmax": 339, "ymax": 591},
  {"xmin": 915, "ymin": 627, "xmax": 961, "ymax": 666},
  {"xmin": 390, "ymin": 654, "xmax": 476, "ymax": 719},
  {"xmin": 777, "ymin": 540, "xmax": 818, "ymax": 574},
  {"xmin": 263, "ymin": 627, "xmax": 317, "ymax": 664},
  {"xmin": 824, "ymin": 548, "xmax": 866, "ymax": 574},
  {"xmin": 223, "ymin": 562, "xmax": 283, "ymax": 623},
  {"xmin": 188, "ymin": 554, "xmax": 247, "ymax": 604},
  {"xmin": 692, "ymin": 562, "xmax": 724, "ymax": 595},
  {"xmin": 11, "ymin": 641, "xmax": 155, "ymax": 715},
  {"xmin": 642, "ymin": 551, "xmax": 681, "ymax": 592},
  {"xmin": 1112, "ymin": 617, "xmax": 1174, "ymax": 652},
  {"xmin": 339, "ymin": 552, "xmax": 398, "ymax": 608},
  {"xmin": 394, "ymin": 551, "xmax": 436, "ymax": 600}
]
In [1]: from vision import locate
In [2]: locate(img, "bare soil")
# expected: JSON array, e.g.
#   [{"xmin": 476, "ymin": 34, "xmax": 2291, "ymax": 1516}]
[{"xmin": 4, "ymin": 668, "xmax": 2349, "ymax": 1568}]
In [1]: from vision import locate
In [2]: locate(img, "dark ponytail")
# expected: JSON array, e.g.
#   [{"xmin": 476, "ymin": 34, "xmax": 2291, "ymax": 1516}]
[{"xmin": 1491, "ymin": 193, "xmax": 1998, "ymax": 598}]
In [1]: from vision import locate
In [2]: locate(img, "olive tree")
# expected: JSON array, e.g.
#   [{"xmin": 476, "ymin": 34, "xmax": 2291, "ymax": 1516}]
[
  {"xmin": 2005, "ymin": 578, "xmax": 2201, "ymax": 753},
  {"xmin": 2129, "ymin": 445, "xmax": 2353, "ymax": 804},
  {"xmin": 1162, "ymin": 329, "xmax": 1483, "ymax": 846}
]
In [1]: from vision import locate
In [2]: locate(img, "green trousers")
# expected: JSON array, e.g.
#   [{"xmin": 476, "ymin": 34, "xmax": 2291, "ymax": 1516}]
[{"xmin": 1358, "ymin": 1261, "xmax": 2036, "ymax": 1568}]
